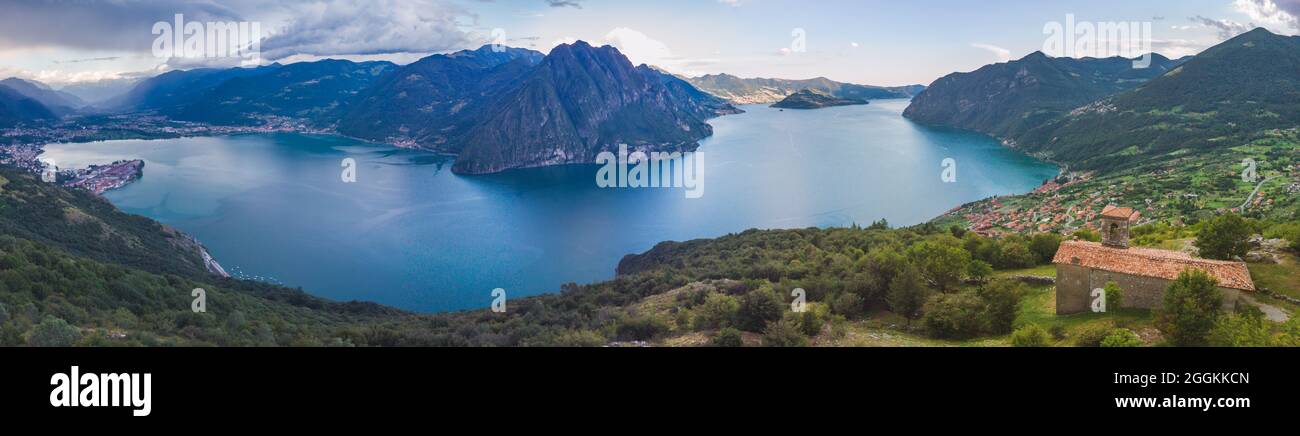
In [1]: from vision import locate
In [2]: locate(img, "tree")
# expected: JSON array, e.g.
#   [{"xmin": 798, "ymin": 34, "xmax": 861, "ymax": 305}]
[
  {"xmin": 1159, "ymin": 269, "xmax": 1224, "ymax": 346},
  {"xmin": 906, "ymin": 240, "xmax": 971, "ymax": 291},
  {"xmin": 1103, "ymin": 281, "xmax": 1124, "ymax": 310},
  {"xmin": 966, "ymin": 260, "xmax": 993, "ymax": 285},
  {"xmin": 27, "ymin": 316, "xmax": 81, "ymax": 347},
  {"xmin": 736, "ymin": 287, "xmax": 785, "ymax": 332},
  {"xmin": 997, "ymin": 241, "xmax": 1036, "ymax": 269},
  {"xmin": 977, "ymin": 280, "xmax": 1025, "ymax": 334},
  {"xmin": 887, "ymin": 266, "xmax": 929, "ymax": 324},
  {"xmin": 1100, "ymin": 329, "xmax": 1143, "ymax": 347},
  {"xmin": 691, "ymin": 293, "xmax": 739, "ymax": 330},
  {"xmin": 1029, "ymin": 233, "xmax": 1063, "ymax": 264},
  {"xmin": 712, "ymin": 328, "xmax": 744, "ymax": 347},
  {"xmin": 1010, "ymin": 324, "xmax": 1050, "ymax": 347},
  {"xmin": 1195, "ymin": 213, "xmax": 1252, "ymax": 260}
]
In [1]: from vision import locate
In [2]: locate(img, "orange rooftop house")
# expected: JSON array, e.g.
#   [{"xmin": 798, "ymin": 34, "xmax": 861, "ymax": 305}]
[{"xmin": 1053, "ymin": 205, "xmax": 1255, "ymax": 314}]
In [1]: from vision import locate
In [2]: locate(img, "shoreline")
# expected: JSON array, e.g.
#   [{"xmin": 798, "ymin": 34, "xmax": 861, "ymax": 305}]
[{"xmin": 20, "ymin": 113, "xmax": 1060, "ymax": 315}]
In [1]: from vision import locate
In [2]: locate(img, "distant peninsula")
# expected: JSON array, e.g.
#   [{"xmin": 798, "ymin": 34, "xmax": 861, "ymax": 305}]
[{"xmin": 770, "ymin": 89, "xmax": 868, "ymax": 109}]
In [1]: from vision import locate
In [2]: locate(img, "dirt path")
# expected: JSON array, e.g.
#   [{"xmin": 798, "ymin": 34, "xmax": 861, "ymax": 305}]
[{"xmin": 1242, "ymin": 294, "xmax": 1291, "ymax": 323}]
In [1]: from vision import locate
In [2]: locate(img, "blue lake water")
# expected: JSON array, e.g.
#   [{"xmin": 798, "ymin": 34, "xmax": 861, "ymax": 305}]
[{"xmin": 40, "ymin": 100, "xmax": 1058, "ymax": 312}]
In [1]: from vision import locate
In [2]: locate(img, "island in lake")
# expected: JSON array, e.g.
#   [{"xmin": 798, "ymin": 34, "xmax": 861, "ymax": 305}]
[{"xmin": 770, "ymin": 89, "xmax": 869, "ymax": 109}]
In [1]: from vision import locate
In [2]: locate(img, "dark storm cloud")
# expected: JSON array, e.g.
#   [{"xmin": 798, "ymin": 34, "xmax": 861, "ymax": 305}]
[
  {"xmin": 0, "ymin": 0, "xmax": 477, "ymax": 61},
  {"xmin": 0, "ymin": 0, "xmax": 246, "ymax": 52}
]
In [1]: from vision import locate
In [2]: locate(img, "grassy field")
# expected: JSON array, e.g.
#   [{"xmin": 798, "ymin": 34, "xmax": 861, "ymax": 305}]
[{"xmin": 1248, "ymin": 253, "xmax": 1300, "ymax": 313}]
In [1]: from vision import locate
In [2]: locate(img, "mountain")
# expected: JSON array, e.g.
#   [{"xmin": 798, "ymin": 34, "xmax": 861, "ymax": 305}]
[
  {"xmin": 104, "ymin": 64, "xmax": 284, "ymax": 112},
  {"xmin": 0, "ymin": 78, "xmax": 85, "ymax": 115},
  {"xmin": 0, "ymin": 85, "xmax": 57, "ymax": 127},
  {"xmin": 336, "ymin": 45, "xmax": 545, "ymax": 148},
  {"xmin": 168, "ymin": 59, "xmax": 396, "ymax": 125},
  {"xmin": 684, "ymin": 73, "xmax": 922, "ymax": 104},
  {"xmin": 902, "ymin": 52, "xmax": 1187, "ymax": 142},
  {"xmin": 771, "ymin": 89, "xmax": 867, "ymax": 109},
  {"xmin": 449, "ymin": 41, "xmax": 738, "ymax": 174},
  {"xmin": 1013, "ymin": 28, "xmax": 1300, "ymax": 171},
  {"xmin": 57, "ymin": 78, "xmax": 140, "ymax": 106}
]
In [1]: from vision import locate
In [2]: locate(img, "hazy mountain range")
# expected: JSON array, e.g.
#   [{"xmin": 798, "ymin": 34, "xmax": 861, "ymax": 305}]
[{"xmin": 683, "ymin": 73, "xmax": 924, "ymax": 105}]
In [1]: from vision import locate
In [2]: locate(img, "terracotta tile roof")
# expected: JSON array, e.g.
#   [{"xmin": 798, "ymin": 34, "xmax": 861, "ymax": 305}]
[
  {"xmin": 1053, "ymin": 241, "xmax": 1255, "ymax": 291},
  {"xmin": 1100, "ymin": 205, "xmax": 1140, "ymax": 221}
]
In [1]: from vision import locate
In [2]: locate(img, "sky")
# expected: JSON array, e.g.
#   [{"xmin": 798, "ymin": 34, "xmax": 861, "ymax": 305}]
[{"xmin": 0, "ymin": 0, "xmax": 1298, "ymax": 89}]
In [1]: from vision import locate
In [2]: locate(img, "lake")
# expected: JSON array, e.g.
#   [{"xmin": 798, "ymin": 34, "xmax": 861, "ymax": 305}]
[{"xmin": 40, "ymin": 100, "xmax": 1058, "ymax": 312}]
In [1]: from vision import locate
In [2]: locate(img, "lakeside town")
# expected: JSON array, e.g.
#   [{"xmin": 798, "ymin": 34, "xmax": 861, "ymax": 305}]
[{"xmin": 1, "ymin": 113, "xmax": 329, "ymax": 196}]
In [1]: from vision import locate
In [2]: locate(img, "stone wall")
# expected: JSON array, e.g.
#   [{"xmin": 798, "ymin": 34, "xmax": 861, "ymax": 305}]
[{"xmin": 1055, "ymin": 265, "xmax": 1243, "ymax": 314}]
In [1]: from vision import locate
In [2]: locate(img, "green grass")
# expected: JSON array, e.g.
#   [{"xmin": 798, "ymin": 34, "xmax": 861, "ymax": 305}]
[
  {"xmin": 1249, "ymin": 253, "xmax": 1300, "ymax": 313},
  {"xmin": 994, "ymin": 264, "xmax": 1057, "ymax": 278},
  {"xmin": 1012, "ymin": 283, "xmax": 1155, "ymax": 346}
]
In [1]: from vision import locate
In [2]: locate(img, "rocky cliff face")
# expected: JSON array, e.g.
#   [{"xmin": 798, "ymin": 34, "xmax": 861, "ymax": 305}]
[{"xmin": 450, "ymin": 42, "xmax": 737, "ymax": 174}]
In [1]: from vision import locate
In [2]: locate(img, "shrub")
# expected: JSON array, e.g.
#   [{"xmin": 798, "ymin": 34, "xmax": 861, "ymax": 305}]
[
  {"xmin": 691, "ymin": 292, "xmax": 740, "ymax": 330},
  {"xmin": 920, "ymin": 291, "xmax": 987, "ymax": 339},
  {"xmin": 997, "ymin": 242, "xmax": 1036, "ymax": 269},
  {"xmin": 736, "ymin": 287, "xmax": 785, "ymax": 332},
  {"xmin": 977, "ymin": 280, "xmax": 1025, "ymax": 334},
  {"xmin": 886, "ymin": 265, "xmax": 929, "ymax": 323},
  {"xmin": 1159, "ymin": 269, "xmax": 1224, "ymax": 346},
  {"xmin": 1010, "ymin": 324, "xmax": 1050, "ymax": 347},
  {"xmin": 1103, "ymin": 281, "xmax": 1124, "ymax": 310},
  {"xmin": 1263, "ymin": 222, "xmax": 1300, "ymax": 251},
  {"xmin": 785, "ymin": 307, "xmax": 826, "ymax": 338},
  {"xmin": 554, "ymin": 330, "xmax": 607, "ymax": 347},
  {"xmin": 712, "ymin": 328, "xmax": 744, "ymax": 347},
  {"xmin": 1029, "ymin": 233, "xmax": 1063, "ymax": 264},
  {"xmin": 1208, "ymin": 310, "xmax": 1272, "ymax": 347},
  {"xmin": 761, "ymin": 319, "xmax": 809, "ymax": 347},
  {"xmin": 1100, "ymin": 328, "xmax": 1143, "ymax": 347},
  {"xmin": 27, "ymin": 316, "xmax": 81, "ymax": 347},
  {"xmin": 1073, "ymin": 323, "xmax": 1116, "ymax": 347},
  {"xmin": 1195, "ymin": 213, "xmax": 1252, "ymax": 260},
  {"xmin": 906, "ymin": 240, "xmax": 971, "ymax": 291},
  {"xmin": 829, "ymin": 292, "xmax": 865, "ymax": 319},
  {"xmin": 615, "ymin": 315, "xmax": 670, "ymax": 341},
  {"xmin": 1048, "ymin": 324, "xmax": 1067, "ymax": 340}
]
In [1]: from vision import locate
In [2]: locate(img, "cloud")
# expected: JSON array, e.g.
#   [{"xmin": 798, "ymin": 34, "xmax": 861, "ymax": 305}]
[
  {"xmin": 1233, "ymin": 0, "xmax": 1300, "ymax": 30},
  {"xmin": 0, "ymin": 0, "xmax": 247, "ymax": 52},
  {"xmin": 970, "ymin": 43, "xmax": 1012, "ymax": 62},
  {"xmin": 546, "ymin": 0, "xmax": 582, "ymax": 8},
  {"xmin": 602, "ymin": 28, "xmax": 674, "ymax": 66},
  {"xmin": 1190, "ymin": 16, "xmax": 1256, "ymax": 40},
  {"xmin": 718, "ymin": 0, "xmax": 744, "ymax": 6},
  {"xmin": 259, "ymin": 0, "xmax": 474, "ymax": 60}
]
